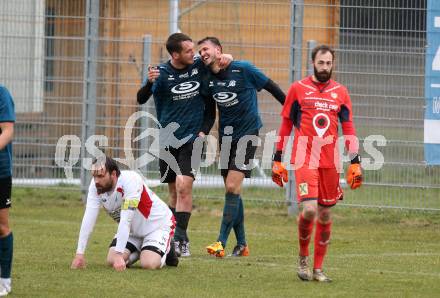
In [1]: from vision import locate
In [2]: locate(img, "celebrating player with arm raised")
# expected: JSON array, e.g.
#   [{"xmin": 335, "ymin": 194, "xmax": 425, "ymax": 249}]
[
  {"xmin": 272, "ymin": 45, "xmax": 362, "ymax": 282},
  {"xmin": 137, "ymin": 33, "xmax": 230, "ymax": 257},
  {"xmin": 197, "ymin": 36, "xmax": 285, "ymax": 258}
]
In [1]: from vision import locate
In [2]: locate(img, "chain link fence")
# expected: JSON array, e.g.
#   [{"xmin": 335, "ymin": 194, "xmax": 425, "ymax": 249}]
[{"xmin": 1, "ymin": 0, "xmax": 438, "ymax": 210}]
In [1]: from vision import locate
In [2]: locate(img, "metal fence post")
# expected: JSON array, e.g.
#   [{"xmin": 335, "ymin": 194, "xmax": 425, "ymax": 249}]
[
  {"xmin": 169, "ymin": 0, "xmax": 179, "ymax": 34},
  {"xmin": 307, "ymin": 40, "xmax": 317, "ymax": 75},
  {"xmin": 80, "ymin": 0, "xmax": 99, "ymax": 201},
  {"xmin": 287, "ymin": 0, "xmax": 304, "ymax": 216},
  {"xmin": 140, "ymin": 35, "xmax": 153, "ymax": 173}
]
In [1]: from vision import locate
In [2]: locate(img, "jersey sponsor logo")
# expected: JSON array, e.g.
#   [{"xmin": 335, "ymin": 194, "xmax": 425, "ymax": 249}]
[
  {"xmin": 314, "ymin": 101, "xmax": 338, "ymax": 111},
  {"xmin": 312, "ymin": 113, "xmax": 330, "ymax": 137},
  {"xmin": 299, "ymin": 183, "xmax": 308, "ymax": 196},
  {"xmin": 213, "ymin": 92, "xmax": 239, "ymax": 107},
  {"xmin": 171, "ymin": 81, "xmax": 200, "ymax": 94},
  {"xmin": 213, "ymin": 92, "xmax": 237, "ymax": 103}
]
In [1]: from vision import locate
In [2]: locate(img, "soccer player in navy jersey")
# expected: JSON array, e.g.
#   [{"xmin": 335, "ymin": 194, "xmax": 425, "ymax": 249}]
[
  {"xmin": 197, "ymin": 37, "xmax": 285, "ymax": 257},
  {"xmin": 0, "ymin": 85, "xmax": 15, "ymax": 296},
  {"xmin": 137, "ymin": 33, "xmax": 230, "ymax": 257}
]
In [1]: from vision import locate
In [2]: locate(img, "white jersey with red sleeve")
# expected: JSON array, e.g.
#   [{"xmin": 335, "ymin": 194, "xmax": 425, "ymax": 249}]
[
  {"xmin": 281, "ymin": 76, "xmax": 355, "ymax": 169},
  {"xmin": 76, "ymin": 170, "xmax": 172, "ymax": 254}
]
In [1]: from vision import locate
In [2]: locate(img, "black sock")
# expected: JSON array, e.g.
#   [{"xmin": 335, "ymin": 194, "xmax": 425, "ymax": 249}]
[
  {"xmin": 174, "ymin": 212, "xmax": 191, "ymax": 242},
  {"xmin": 0, "ymin": 232, "xmax": 13, "ymax": 278}
]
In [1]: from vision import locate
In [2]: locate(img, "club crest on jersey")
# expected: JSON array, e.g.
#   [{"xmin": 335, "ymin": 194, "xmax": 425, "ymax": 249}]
[
  {"xmin": 331, "ymin": 92, "xmax": 338, "ymax": 99},
  {"xmin": 312, "ymin": 113, "xmax": 330, "ymax": 137},
  {"xmin": 191, "ymin": 68, "xmax": 198, "ymax": 76}
]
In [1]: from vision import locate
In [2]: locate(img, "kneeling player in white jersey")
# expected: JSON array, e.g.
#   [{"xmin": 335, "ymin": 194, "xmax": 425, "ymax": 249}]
[{"xmin": 71, "ymin": 157, "xmax": 178, "ymax": 271}]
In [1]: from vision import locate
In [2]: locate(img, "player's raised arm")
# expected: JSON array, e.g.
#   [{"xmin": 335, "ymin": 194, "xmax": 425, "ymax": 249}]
[{"xmin": 137, "ymin": 65, "xmax": 160, "ymax": 104}]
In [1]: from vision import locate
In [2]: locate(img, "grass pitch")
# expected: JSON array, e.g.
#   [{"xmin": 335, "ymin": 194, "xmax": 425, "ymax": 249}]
[{"xmin": 10, "ymin": 186, "xmax": 440, "ymax": 297}]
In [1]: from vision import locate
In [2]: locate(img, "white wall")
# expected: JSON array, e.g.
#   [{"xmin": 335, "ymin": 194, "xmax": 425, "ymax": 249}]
[{"xmin": 0, "ymin": 0, "xmax": 45, "ymax": 113}]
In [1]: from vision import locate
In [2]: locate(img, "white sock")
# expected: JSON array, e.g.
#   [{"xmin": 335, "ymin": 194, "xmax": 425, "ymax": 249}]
[{"xmin": 1, "ymin": 278, "xmax": 11, "ymax": 291}]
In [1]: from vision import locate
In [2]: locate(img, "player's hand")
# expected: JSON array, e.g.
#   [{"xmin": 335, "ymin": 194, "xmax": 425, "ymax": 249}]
[
  {"xmin": 112, "ymin": 254, "xmax": 127, "ymax": 272},
  {"xmin": 272, "ymin": 161, "xmax": 288, "ymax": 188},
  {"xmin": 71, "ymin": 254, "xmax": 86, "ymax": 269},
  {"xmin": 346, "ymin": 157, "xmax": 362, "ymax": 189},
  {"xmin": 218, "ymin": 54, "xmax": 233, "ymax": 69},
  {"xmin": 147, "ymin": 65, "xmax": 160, "ymax": 83}
]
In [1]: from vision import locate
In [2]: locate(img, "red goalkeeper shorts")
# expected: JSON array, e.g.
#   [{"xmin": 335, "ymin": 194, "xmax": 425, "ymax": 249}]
[{"xmin": 294, "ymin": 166, "xmax": 343, "ymax": 206}]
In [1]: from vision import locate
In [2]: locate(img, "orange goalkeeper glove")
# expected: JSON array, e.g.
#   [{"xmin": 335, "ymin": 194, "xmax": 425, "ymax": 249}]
[
  {"xmin": 272, "ymin": 151, "xmax": 288, "ymax": 187},
  {"xmin": 346, "ymin": 155, "xmax": 362, "ymax": 189},
  {"xmin": 272, "ymin": 161, "xmax": 288, "ymax": 187}
]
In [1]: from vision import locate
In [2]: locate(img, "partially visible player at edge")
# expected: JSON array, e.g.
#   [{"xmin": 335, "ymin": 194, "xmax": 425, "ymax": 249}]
[
  {"xmin": 197, "ymin": 37, "xmax": 285, "ymax": 258},
  {"xmin": 0, "ymin": 85, "xmax": 15, "ymax": 296},
  {"xmin": 137, "ymin": 33, "xmax": 230, "ymax": 257},
  {"xmin": 271, "ymin": 45, "xmax": 362, "ymax": 282},
  {"xmin": 71, "ymin": 156, "xmax": 178, "ymax": 271}
]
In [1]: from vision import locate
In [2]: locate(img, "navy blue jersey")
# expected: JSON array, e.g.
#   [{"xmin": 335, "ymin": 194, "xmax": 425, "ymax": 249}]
[
  {"xmin": 0, "ymin": 86, "xmax": 15, "ymax": 178},
  {"xmin": 146, "ymin": 58, "xmax": 208, "ymax": 144},
  {"xmin": 203, "ymin": 61, "xmax": 268, "ymax": 140}
]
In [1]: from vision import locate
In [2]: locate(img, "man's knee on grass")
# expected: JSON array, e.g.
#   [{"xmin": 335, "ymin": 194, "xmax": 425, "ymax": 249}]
[{"xmin": 140, "ymin": 249, "xmax": 162, "ymax": 270}]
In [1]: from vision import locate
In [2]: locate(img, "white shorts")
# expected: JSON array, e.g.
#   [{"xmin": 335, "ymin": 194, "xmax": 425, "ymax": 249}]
[{"xmin": 110, "ymin": 222, "xmax": 174, "ymax": 268}]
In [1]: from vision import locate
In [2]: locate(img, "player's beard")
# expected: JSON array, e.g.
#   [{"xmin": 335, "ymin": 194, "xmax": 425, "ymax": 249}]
[
  {"xmin": 314, "ymin": 66, "xmax": 332, "ymax": 83},
  {"xmin": 95, "ymin": 179, "xmax": 113, "ymax": 194}
]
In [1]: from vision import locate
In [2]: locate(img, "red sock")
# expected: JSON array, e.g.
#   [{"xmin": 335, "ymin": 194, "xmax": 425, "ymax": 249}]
[
  {"xmin": 298, "ymin": 214, "xmax": 314, "ymax": 256},
  {"xmin": 313, "ymin": 221, "xmax": 332, "ymax": 269}
]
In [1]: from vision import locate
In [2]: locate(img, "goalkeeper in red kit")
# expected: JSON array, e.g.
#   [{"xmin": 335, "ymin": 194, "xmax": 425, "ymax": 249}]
[{"xmin": 272, "ymin": 45, "xmax": 362, "ymax": 282}]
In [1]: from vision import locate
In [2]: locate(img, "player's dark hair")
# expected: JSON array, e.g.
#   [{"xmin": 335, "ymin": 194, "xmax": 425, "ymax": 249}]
[
  {"xmin": 311, "ymin": 45, "xmax": 335, "ymax": 61},
  {"xmin": 92, "ymin": 156, "xmax": 121, "ymax": 177},
  {"xmin": 197, "ymin": 36, "xmax": 223, "ymax": 52},
  {"xmin": 166, "ymin": 33, "xmax": 192, "ymax": 55}
]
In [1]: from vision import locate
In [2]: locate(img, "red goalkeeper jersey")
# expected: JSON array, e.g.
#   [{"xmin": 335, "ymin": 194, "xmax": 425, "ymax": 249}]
[{"xmin": 280, "ymin": 76, "xmax": 356, "ymax": 169}]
